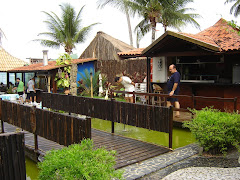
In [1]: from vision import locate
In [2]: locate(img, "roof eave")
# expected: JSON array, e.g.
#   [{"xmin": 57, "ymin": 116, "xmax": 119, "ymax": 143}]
[{"xmin": 143, "ymin": 31, "xmax": 220, "ymax": 56}]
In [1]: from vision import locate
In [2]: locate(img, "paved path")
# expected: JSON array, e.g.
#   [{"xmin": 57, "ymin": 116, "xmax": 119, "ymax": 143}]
[
  {"xmin": 162, "ymin": 167, "xmax": 240, "ymax": 180},
  {"xmin": 121, "ymin": 143, "xmax": 240, "ymax": 180},
  {"xmin": 121, "ymin": 144, "xmax": 199, "ymax": 180}
]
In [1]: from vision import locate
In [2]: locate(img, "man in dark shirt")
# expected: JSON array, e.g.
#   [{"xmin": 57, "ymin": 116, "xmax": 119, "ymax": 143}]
[{"xmin": 167, "ymin": 64, "xmax": 180, "ymax": 117}]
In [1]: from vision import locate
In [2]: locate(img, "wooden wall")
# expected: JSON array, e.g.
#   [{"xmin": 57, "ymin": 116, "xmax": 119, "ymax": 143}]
[
  {"xmin": 0, "ymin": 132, "xmax": 26, "ymax": 180},
  {"xmin": 96, "ymin": 59, "xmax": 147, "ymax": 84}
]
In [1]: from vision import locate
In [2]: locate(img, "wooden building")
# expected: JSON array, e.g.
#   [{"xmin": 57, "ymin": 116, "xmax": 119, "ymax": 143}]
[
  {"xmin": 140, "ymin": 18, "xmax": 240, "ymax": 111},
  {"xmin": 8, "ymin": 58, "xmax": 97, "ymax": 93},
  {"xmin": 80, "ymin": 31, "xmax": 147, "ymax": 83}
]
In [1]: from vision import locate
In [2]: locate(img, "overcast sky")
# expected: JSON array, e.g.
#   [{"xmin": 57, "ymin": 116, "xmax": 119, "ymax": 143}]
[{"xmin": 0, "ymin": 0, "xmax": 238, "ymax": 62}]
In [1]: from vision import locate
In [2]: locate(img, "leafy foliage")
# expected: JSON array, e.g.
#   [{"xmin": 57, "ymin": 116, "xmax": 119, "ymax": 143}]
[
  {"xmin": 38, "ymin": 139, "xmax": 123, "ymax": 180},
  {"xmin": 54, "ymin": 53, "xmax": 72, "ymax": 88},
  {"xmin": 127, "ymin": 0, "xmax": 200, "ymax": 43},
  {"xmin": 184, "ymin": 107, "xmax": 240, "ymax": 155},
  {"xmin": 225, "ymin": 0, "xmax": 240, "ymax": 17},
  {"xmin": 78, "ymin": 69, "xmax": 107, "ymax": 96},
  {"xmin": 227, "ymin": 20, "xmax": 240, "ymax": 35},
  {"xmin": 35, "ymin": 3, "xmax": 98, "ymax": 54}
]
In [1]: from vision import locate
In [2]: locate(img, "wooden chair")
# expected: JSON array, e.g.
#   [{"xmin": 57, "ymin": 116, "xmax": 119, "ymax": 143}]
[{"xmin": 152, "ymin": 84, "xmax": 164, "ymax": 106}]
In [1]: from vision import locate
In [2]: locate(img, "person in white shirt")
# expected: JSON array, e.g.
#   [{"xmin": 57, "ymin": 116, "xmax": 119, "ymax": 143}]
[
  {"xmin": 27, "ymin": 77, "xmax": 36, "ymax": 104},
  {"xmin": 115, "ymin": 76, "xmax": 135, "ymax": 103}
]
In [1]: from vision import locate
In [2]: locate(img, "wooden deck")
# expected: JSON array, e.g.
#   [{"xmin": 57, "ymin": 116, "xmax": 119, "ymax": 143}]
[{"xmin": 1, "ymin": 122, "xmax": 170, "ymax": 169}]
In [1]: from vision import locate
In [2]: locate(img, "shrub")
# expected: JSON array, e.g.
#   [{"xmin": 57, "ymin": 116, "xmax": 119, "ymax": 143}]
[
  {"xmin": 183, "ymin": 107, "xmax": 240, "ymax": 155},
  {"xmin": 38, "ymin": 139, "xmax": 123, "ymax": 180}
]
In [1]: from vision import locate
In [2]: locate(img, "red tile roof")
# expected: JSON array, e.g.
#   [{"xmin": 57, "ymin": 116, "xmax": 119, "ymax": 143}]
[
  {"xmin": 0, "ymin": 46, "xmax": 26, "ymax": 71},
  {"xmin": 8, "ymin": 58, "xmax": 97, "ymax": 72},
  {"xmin": 196, "ymin": 18, "xmax": 240, "ymax": 51},
  {"xmin": 143, "ymin": 18, "xmax": 240, "ymax": 56}
]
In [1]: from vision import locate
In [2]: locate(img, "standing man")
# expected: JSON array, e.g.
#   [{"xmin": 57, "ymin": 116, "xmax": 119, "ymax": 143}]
[
  {"xmin": 115, "ymin": 76, "xmax": 135, "ymax": 103},
  {"xmin": 27, "ymin": 77, "xmax": 36, "ymax": 104},
  {"xmin": 13, "ymin": 78, "xmax": 25, "ymax": 104},
  {"xmin": 167, "ymin": 64, "xmax": 181, "ymax": 117}
]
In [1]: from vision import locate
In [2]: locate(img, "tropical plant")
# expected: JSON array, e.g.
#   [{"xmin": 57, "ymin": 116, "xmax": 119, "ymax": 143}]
[
  {"xmin": 184, "ymin": 107, "xmax": 240, "ymax": 155},
  {"xmin": 128, "ymin": 0, "xmax": 199, "ymax": 43},
  {"xmin": 78, "ymin": 69, "xmax": 107, "ymax": 96},
  {"xmin": 159, "ymin": 0, "xmax": 200, "ymax": 32},
  {"xmin": 97, "ymin": 0, "xmax": 133, "ymax": 46},
  {"xmin": 38, "ymin": 139, "xmax": 123, "ymax": 180},
  {"xmin": 225, "ymin": 0, "xmax": 240, "ymax": 17},
  {"xmin": 54, "ymin": 53, "xmax": 72, "ymax": 88},
  {"xmin": 128, "ymin": 0, "xmax": 163, "ymax": 43},
  {"xmin": 36, "ymin": 3, "xmax": 98, "ymax": 54}
]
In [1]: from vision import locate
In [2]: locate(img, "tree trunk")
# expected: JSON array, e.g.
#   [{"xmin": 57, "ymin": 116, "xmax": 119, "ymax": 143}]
[
  {"xmin": 70, "ymin": 64, "xmax": 78, "ymax": 96},
  {"xmin": 151, "ymin": 19, "xmax": 156, "ymax": 43},
  {"xmin": 151, "ymin": 25, "xmax": 156, "ymax": 43},
  {"xmin": 124, "ymin": 5, "xmax": 133, "ymax": 47}
]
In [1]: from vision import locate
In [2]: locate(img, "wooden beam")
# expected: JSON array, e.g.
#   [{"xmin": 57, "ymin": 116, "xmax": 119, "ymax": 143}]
[{"xmin": 151, "ymin": 50, "xmax": 219, "ymax": 57}]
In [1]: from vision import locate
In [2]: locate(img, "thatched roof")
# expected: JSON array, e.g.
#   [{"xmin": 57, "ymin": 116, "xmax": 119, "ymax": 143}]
[
  {"xmin": 80, "ymin": 31, "xmax": 134, "ymax": 60},
  {"xmin": 0, "ymin": 46, "xmax": 26, "ymax": 71}
]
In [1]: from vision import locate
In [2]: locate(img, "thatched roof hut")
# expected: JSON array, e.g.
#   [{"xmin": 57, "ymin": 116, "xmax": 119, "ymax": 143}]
[
  {"xmin": 80, "ymin": 31, "xmax": 134, "ymax": 60},
  {"xmin": 0, "ymin": 46, "xmax": 26, "ymax": 72}
]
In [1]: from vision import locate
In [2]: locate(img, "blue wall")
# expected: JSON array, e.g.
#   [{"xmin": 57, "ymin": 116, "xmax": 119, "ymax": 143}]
[{"xmin": 76, "ymin": 61, "xmax": 95, "ymax": 86}]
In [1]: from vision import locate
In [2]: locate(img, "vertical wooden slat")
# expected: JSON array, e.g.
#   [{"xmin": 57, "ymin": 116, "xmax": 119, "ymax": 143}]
[{"xmin": 168, "ymin": 106, "xmax": 173, "ymax": 148}]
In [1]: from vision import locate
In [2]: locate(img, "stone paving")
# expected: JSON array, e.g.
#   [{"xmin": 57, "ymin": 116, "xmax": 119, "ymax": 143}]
[
  {"xmin": 121, "ymin": 143, "xmax": 240, "ymax": 180},
  {"xmin": 162, "ymin": 167, "xmax": 240, "ymax": 180},
  {"xmin": 121, "ymin": 144, "xmax": 199, "ymax": 180}
]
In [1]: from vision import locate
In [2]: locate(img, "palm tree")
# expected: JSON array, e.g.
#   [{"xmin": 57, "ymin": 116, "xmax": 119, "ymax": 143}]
[
  {"xmin": 129, "ymin": 0, "xmax": 199, "ymax": 43},
  {"xmin": 97, "ymin": 0, "xmax": 134, "ymax": 46},
  {"xmin": 36, "ymin": 3, "xmax": 98, "ymax": 54},
  {"xmin": 128, "ymin": 0, "xmax": 163, "ymax": 43},
  {"xmin": 159, "ymin": 0, "xmax": 200, "ymax": 32},
  {"xmin": 225, "ymin": 0, "xmax": 240, "ymax": 17}
]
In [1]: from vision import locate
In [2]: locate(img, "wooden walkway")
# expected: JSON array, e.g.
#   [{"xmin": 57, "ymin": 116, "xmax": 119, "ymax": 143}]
[{"xmin": 1, "ymin": 122, "xmax": 170, "ymax": 169}]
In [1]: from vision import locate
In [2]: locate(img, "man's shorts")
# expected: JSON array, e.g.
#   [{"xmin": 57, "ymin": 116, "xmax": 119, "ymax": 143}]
[
  {"xmin": 29, "ymin": 91, "xmax": 35, "ymax": 98},
  {"xmin": 167, "ymin": 91, "xmax": 179, "ymax": 102},
  {"xmin": 18, "ymin": 92, "xmax": 24, "ymax": 97}
]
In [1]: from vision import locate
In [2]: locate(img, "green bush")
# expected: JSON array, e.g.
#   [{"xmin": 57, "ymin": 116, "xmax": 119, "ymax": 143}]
[
  {"xmin": 38, "ymin": 139, "xmax": 123, "ymax": 180},
  {"xmin": 183, "ymin": 107, "xmax": 240, "ymax": 154}
]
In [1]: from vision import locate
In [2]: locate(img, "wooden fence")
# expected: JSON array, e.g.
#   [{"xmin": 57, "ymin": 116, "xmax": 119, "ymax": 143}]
[
  {"xmin": 0, "ymin": 132, "xmax": 26, "ymax": 180},
  {"xmin": 0, "ymin": 99, "xmax": 91, "ymax": 147},
  {"xmin": 41, "ymin": 92, "xmax": 173, "ymax": 148},
  {"xmin": 111, "ymin": 90, "xmax": 238, "ymax": 113}
]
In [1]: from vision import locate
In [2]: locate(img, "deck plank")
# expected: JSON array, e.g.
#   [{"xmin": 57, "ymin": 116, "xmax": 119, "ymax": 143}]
[{"xmin": 1, "ymin": 122, "xmax": 170, "ymax": 169}]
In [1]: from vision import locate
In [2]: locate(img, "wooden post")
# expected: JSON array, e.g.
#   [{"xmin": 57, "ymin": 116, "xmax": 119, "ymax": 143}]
[
  {"xmin": 133, "ymin": 91, "xmax": 136, "ymax": 103},
  {"xmin": 34, "ymin": 134, "xmax": 38, "ymax": 153},
  {"xmin": 86, "ymin": 116, "xmax": 92, "ymax": 139},
  {"xmin": 234, "ymin": 97, "xmax": 237, "ymax": 112},
  {"xmin": 147, "ymin": 57, "xmax": 151, "ymax": 104},
  {"xmin": 0, "ymin": 98, "xmax": 4, "ymax": 133},
  {"xmin": 68, "ymin": 94, "xmax": 71, "ymax": 115},
  {"xmin": 110, "ymin": 92, "xmax": 115, "ymax": 134},
  {"xmin": 48, "ymin": 75, "xmax": 51, "ymax": 93},
  {"xmin": 168, "ymin": 106, "xmax": 173, "ymax": 149},
  {"xmin": 31, "ymin": 105, "xmax": 38, "ymax": 153}
]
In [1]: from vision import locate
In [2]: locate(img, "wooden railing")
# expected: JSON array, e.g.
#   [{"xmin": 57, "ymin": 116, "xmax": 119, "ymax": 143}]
[
  {"xmin": 111, "ymin": 90, "xmax": 238, "ymax": 113},
  {"xmin": 0, "ymin": 132, "xmax": 26, "ymax": 180},
  {"xmin": 41, "ymin": 92, "xmax": 174, "ymax": 148},
  {"xmin": 0, "ymin": 99, "xmax": 91, "ymax": 149}
]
